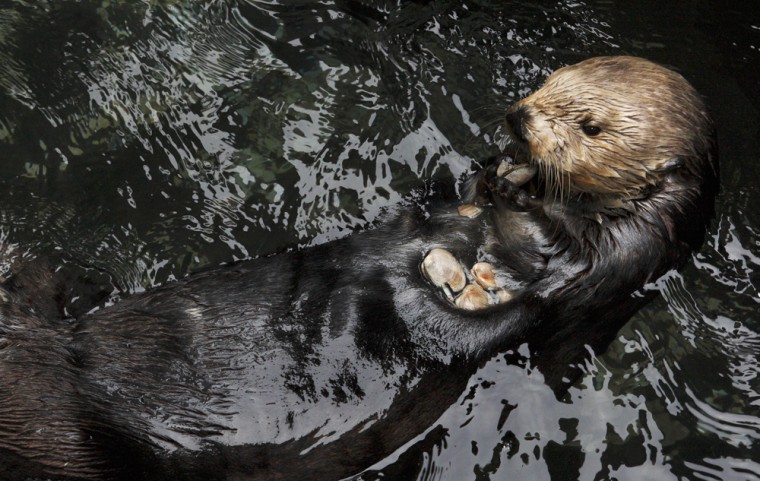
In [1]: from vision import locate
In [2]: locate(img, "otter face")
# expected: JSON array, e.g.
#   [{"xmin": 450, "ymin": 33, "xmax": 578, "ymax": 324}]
[{"xmin": 505, "ymin": 56, "xmax": 713, "ymax": 198}]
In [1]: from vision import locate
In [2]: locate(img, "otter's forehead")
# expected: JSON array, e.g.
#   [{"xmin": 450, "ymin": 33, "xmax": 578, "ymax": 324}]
[
  {"xmin": 531, "ymin": 56, "xmax": 700, "ymax": 120},
  {"xmin": 549, "ymin": 56, "xmax": 682, "ymax": 89}
]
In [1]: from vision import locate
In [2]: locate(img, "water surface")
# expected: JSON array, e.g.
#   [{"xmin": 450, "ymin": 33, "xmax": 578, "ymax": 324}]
[{"xmin": 0, "ymin": 1, "xmax": 758, "ymax": 479}]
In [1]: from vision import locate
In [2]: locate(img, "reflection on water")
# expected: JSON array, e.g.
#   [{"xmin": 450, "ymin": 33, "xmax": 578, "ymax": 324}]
[
  {"xmin": 0, "ymin": 0, "xmax": 618, "ymax": 291},
  {"xmin": 0, "ymin": 0, "xmax": 759, "ymax": 480}
]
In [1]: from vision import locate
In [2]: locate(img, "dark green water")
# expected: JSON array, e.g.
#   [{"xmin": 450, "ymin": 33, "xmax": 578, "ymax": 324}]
[{"xmin": 0, "ymin": 1, "xmax": 758, "ymax": 479}]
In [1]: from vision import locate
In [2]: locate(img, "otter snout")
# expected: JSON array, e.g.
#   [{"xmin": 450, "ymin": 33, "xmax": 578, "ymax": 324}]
[{"xmin": 505, "ymin": 106, "xmax": 530, "ymax": 144}]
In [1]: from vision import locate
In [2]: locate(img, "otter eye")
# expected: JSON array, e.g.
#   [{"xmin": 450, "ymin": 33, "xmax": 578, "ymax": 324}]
[{"xmin": 582, "ymin": 124, "xmax": 602, "ymax": 136}]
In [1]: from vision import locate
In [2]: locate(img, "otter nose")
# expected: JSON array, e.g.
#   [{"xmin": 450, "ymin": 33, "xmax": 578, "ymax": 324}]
[{"xmin": 505, "ymin": 107, "xmax": 529, "ymax": 143}]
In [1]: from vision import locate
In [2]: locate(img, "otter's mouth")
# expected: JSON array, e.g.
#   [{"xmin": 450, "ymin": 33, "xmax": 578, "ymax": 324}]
[
  {"xmin": 491, "ymin": 146, "xmax": 548, "ymax": 203},
  {"xmin": 496, "ymin": 157, "xmax": 537, "ymax": 187},
  {"xmin": 504, "ymin": 106, "xmax": 530, "ymax": 145}
]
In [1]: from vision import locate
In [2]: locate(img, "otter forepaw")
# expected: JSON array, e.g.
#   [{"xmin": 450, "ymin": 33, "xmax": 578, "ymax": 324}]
[
  {"xmin": 487, "ymin": 175, "xmax": 532, "ymax": 210},
  {"xmin": 483, "ymin": 160, "xmax": 503, "ymax": 186}
]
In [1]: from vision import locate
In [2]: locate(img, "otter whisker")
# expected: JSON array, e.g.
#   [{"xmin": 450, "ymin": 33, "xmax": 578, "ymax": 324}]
[{"xmin": 458, "ymin": 116, "xmax": 507, "ymax": 160}]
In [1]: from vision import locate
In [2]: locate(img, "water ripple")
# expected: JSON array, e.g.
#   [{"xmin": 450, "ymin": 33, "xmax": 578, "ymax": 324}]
[
  {"xmin": 686, "ymin": 457, "xmax": 760, "ymax": 481},
  {"xmin": 684, "ymin": 385, "xmax": 760, "ymax": 447},
  {"xmin": 1, "ymin": 1, "xmax": 758, "ymax": 479}
]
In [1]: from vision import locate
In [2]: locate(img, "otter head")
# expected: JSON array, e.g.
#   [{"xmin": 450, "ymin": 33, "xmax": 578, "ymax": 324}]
[{"xmin": 505, "ymin": 56, "xmax": 714, "ymax": 200}]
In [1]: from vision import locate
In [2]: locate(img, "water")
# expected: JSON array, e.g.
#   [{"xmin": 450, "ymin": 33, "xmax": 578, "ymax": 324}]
[{"xmin": 0, "ymin": 0, "xmax": 758, "ymax": 479}]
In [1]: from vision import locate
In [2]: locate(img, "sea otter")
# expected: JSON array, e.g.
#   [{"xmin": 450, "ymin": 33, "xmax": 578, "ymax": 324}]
[{"xmin": 0, "ymin": 56, "xmax": 718, "ymax": 480}]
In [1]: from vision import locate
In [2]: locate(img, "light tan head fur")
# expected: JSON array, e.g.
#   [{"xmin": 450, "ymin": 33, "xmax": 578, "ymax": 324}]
[{"xmin": 507, "ymin": 56, "xmax": 713, "ymax": 200}]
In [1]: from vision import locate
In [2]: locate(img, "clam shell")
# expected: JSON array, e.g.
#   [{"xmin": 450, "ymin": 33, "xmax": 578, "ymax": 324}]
[
  {"xmin": 421, "ymin": 248, "xmax": 466, "ymax": 293},
  {"xmin": 455, "ymin": 284, "xmax": 490, "ymax": 310},
  {"xmin": 496, "ymin": 160, "xmax": 512, "ymax": 177},
  {"xmin": 457, "ymin": 203, "xmax": 483, "ymax": 219},
  {"xmin": 503, "ymin": 164, "xmax": 538, "ymax": 186},
  {"xmin": 471, "ymin": 262, "xmax": 498, "ymax": 290},
  {"xmin": 496, "ymin": 156, "xmax": 538, "ymax": 187},
  {"xmin": 495, "ymin": 288, "xmax": 514, "ymax": 303}
]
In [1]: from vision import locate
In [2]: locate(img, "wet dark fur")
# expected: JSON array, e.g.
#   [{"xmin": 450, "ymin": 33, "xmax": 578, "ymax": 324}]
[{"xmin": 0, "ymin": 61, "xmax": 719, "ymax": 480}]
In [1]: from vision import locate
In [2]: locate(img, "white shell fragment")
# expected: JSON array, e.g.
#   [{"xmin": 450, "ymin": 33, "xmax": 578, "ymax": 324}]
[
  {"xmin": 421, "ymin": 248, "xmax": 466, "ymax": 293},
  {"xmin": 496, "ymin": 160, "xmax": 512, "ymax": 177},
  {"xmin": 455, "ymin": 284, "xmax": 490, "ymax": 310},
  {"xmin": 471, "ymin": 262, "xmax": 498, "ymax": 290},
  {"xmin": 497, "ymin": 160, "xmax": 538, "ymax": 186},
  {"xmin": 457, "ymin": 203, "xmax": 483, "ymax": 219},
  {"xmin": 505, "ymin": 164, "xmax": 538, "ymax": 186},
  {"xmin": 495, "ymin": 288, "xmax": 514, "ymax": 303}
]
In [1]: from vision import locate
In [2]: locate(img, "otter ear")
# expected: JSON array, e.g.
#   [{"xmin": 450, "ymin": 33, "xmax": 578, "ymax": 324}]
[{"xmin": 658, "ymin": 158, "xmax": 684, "ymax": 173}]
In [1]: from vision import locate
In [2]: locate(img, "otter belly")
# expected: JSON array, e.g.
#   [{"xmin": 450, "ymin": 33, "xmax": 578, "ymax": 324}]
[
  {"xmin": 77, "ymin": 252, "xmax": 422, "ymax": 450},
  {"xmin": 55, "ymin": 207, "xmax": 505, "ymax": 480}
]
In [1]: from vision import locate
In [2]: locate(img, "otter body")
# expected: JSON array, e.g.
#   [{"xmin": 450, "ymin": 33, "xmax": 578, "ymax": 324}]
[
  {"xmin": 1, "ymin": 204, "xmax": 544, "ymax": 480},
  {"xmin": 0, "ymin": 57, "xmax": 718, "ymax": 480}
]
